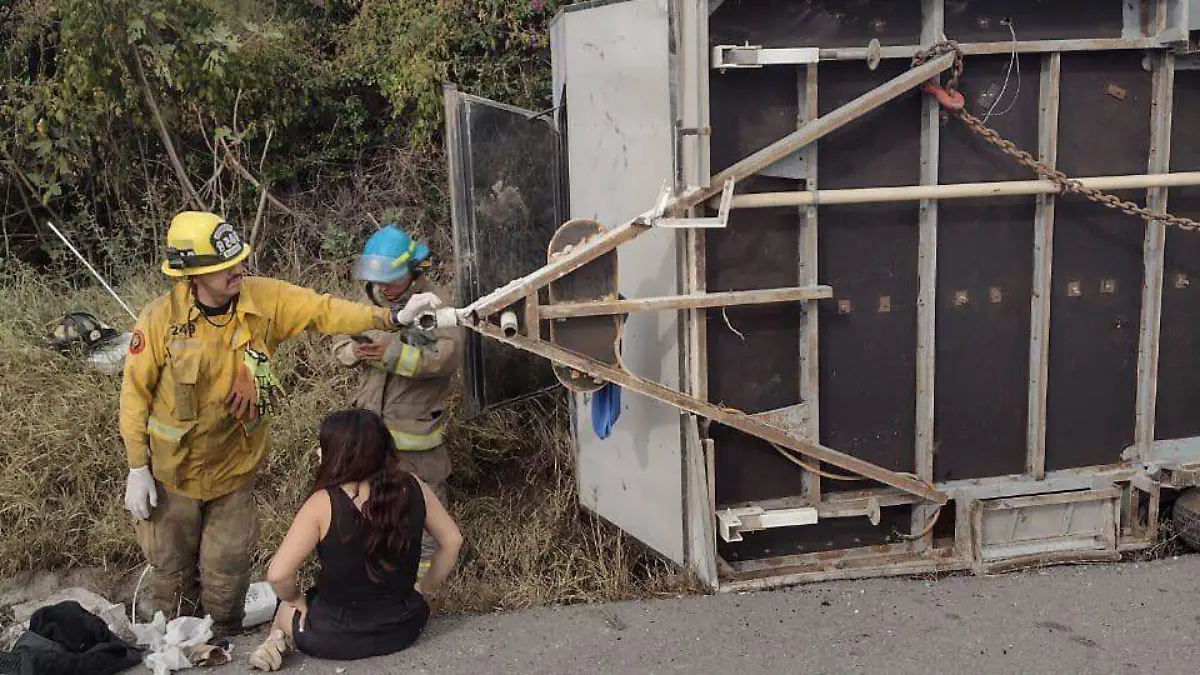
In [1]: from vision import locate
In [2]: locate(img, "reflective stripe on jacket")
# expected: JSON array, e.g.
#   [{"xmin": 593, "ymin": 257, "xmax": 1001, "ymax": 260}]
[{"xmin": 120, "ymin": 277, "xmax": 394, "ymax": 500}]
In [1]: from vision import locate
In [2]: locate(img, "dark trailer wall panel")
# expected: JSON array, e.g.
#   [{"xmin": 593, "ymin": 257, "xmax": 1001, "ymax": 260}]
[
  {"xmin": 933, "ymin": 54, "xmax": 1039, "ymax": 482},
  {"xmin": 1044, "ymin": 53, "xmax": 1150, "ymax": 471}
]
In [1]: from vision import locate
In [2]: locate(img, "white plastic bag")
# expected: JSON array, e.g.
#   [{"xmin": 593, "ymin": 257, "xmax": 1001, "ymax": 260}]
[
  {"xmin": 132, "ymin": 612, "xmax": 214, "ymax": 675},
  {"xmin": 242, "ymin": 582, "xmax": 278, "ymax": 628}
]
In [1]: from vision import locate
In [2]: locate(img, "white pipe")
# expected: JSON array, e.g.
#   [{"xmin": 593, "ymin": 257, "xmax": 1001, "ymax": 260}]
[
  {"xmin": 44, "ymin": 221, "xmax": 139, "ymax": 321},
  {"xmin": 729, "ymin": 171, "xmax": 1200, "ymax": 209},
  {"xmin": 500, "ymin": 310, "xmax": 519, "ymax": 338}
]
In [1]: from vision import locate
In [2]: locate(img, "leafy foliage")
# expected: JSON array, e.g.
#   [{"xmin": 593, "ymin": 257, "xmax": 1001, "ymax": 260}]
[{"xmin": 0, "ymin": 0, "xmax": 564, "ymax": 272}]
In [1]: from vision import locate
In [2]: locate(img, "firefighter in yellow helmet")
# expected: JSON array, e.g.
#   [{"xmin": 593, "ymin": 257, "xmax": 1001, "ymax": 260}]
[{"xmin": 120, "ymin": 212, "xmax": 441, "ymax": 637}]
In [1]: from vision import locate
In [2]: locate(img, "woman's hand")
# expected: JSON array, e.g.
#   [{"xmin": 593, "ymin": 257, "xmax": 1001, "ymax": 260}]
[{"xmin": 289, "ymin": 595, "xmax": 308, "ymax": 614}]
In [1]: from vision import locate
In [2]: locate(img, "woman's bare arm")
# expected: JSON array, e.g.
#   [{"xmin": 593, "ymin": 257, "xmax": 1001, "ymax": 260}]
[{"xmin": 413, "ymin": 478, "xmax": 463, "ymax": 595}]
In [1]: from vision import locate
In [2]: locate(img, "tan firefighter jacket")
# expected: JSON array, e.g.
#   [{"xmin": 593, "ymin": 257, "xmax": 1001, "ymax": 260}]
[
  {"xmin": 120, "ymin": 277, "xmax": 395, "ymax": 500},
  {"xmin": 331, "ymin": 276, "xmax": 463, "ymax": 481}
]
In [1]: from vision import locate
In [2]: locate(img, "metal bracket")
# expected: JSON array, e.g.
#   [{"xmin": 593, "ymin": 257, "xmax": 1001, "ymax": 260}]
[
  {"xmin": 717, "ymin": 505, "xmax": 819, "ymax": 543},
  {"xmin": 712, "ymin": 44, "xmax": 820, "ymax": 70},
  {"xmin": 655, "ymin": 178, "xmax": 735, "ymax": 229}
]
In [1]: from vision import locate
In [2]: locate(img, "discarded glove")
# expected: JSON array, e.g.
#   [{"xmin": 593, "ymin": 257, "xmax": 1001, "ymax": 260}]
[{"xmin": 248, "ymin": 629, "xmax": 291, "ymax": 672}]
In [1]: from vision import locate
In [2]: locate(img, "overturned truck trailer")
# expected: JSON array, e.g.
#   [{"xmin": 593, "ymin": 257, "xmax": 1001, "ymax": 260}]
[{"xmin": 441, "ymin": 0, "xmax": 1200, "ymax": 591}]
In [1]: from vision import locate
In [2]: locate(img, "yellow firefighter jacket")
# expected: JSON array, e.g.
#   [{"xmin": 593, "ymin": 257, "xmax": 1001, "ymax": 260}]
[
  {"xmin": 331, "ymin": 277, "xmax": 463, "ymax": 480},
  {"xmin": 120, "ymin": 277, "xmax": 394, "ymax": 500}
]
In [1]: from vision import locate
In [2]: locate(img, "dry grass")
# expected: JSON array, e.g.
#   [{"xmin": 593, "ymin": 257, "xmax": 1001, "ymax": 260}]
[{"xmin": 0, "ymin": 264, "xmax": 698, "ymax": 613}]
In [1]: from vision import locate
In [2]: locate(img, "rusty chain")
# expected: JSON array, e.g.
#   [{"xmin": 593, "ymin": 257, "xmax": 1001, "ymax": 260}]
[{"xmin": 913, "ymin": 41, "xmax": 1200, "ymax": 233}]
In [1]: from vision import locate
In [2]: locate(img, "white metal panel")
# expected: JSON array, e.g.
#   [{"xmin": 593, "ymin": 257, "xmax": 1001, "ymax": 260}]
[{"xmin": 560, "ymin": 0, "xmax": 686, "ymax": 565}]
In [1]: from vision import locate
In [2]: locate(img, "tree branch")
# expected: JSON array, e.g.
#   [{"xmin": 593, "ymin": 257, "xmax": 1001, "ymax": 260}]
[
  {"xmin": 132, "ymin": 48, "xmax": 206, "ymax": 211},
  {"xmin": 218, "ymin": 137, "xmax": 312, "ymax": 226},
  {"xmin": 247, "ymin": 126, "xmax": 275, "ymax": 266}
]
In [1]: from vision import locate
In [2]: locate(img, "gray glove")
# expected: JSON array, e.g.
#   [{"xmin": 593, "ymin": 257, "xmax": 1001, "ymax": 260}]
[
  {"xmin": 124, "ymin": 466, "xmax": 158, "ymax": 521},
  {"xmin": 391, "ymin": 292, "xmax": 443, "ymax": 327}
]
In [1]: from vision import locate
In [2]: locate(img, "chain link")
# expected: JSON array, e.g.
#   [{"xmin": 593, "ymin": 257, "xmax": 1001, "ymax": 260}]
[{"xmin": 913, "ymin": 41, "xmax": 1200, "ymax": 233}]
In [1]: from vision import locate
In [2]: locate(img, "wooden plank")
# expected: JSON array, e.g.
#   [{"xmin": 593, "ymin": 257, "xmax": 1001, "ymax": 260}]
[
  {"xmin": 472, "ymin": 320, "xmax": 948, "ymax": 503},
  {"xmin": 1027, "ymin": 53, "xmax": 1061, "ymax": 479},
  {"xmin": 799, "ymin": 62, "xmax": 821, "ymax": 505},
  {"xmin": 1134, "ymin": 52, "xmax": 1175, "ymax": 455},
  {"xmin": 468, "ymin": 53, "xmax": 955, "ymax": 320},
  {"xmin": 538, "ymin": 285, "xmax": 833, "ymax": 318}
]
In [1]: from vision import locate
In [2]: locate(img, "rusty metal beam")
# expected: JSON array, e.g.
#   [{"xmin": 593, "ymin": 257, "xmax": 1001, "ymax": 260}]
[
  {"xmin": 1135, "ymin": 51, "xmax": 1175, "ymax": 455},
  {"xmin": 464, "ymin": 52, "xmax": 956, "ymax": 320},
  {"xmin": 538, "ymin": 285, "xmax": 833, "ymax": 319},
  {"xmin": 702, "ymin": 52, "xmax": 955, "ymax": 206},
  {"xmin": 1027, "ymin": 52, "xmax": 1061, "ymax": 480},
  {"xmin": 471, "ymin": 320, "xmax": 948, "ymax": 504},
  {"xmin": 797, "ymin": 62, "xmax": 821, "ymax": 504}
]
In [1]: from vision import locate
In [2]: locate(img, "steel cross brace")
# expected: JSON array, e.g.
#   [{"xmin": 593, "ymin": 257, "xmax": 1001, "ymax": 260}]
[
  {"xmin": 464, "ymin": 52, "xmax": 956, "ymax": 321},
  {"xmin": 471, "ymin": 321, "xmax": 947, "ymax": 504}
]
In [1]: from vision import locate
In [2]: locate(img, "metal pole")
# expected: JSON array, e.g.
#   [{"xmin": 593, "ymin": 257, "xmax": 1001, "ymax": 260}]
[
  {"xmin": 44, "ymin": 221, "xmax": 139, "ymax": 321},
  {"xmin": 727, "ymin": 171, "xmax": 1200, "ymax": 209}
]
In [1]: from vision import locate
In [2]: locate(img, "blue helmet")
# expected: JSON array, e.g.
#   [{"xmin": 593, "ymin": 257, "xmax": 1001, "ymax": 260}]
[{"xmin": 354, "ymin": 225, "xmax": 431, "ymax": 284}]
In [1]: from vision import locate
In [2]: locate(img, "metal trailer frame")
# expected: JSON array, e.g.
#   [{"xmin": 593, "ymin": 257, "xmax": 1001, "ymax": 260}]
[{"xmin": 443, "ymin": 0, "xmax": 1200, "ymax": 591}]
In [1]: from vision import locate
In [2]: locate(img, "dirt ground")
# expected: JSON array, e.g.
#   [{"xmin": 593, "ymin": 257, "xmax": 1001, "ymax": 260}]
[{"xmin": 212, "ymin": 555, "xmax": 1200, "ymax": 674}]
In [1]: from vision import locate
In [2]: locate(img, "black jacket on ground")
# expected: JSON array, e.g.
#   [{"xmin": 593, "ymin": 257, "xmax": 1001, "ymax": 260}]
[{"xmin": 0, "ymin": 601, "xmax": 141, "ymax": 675}]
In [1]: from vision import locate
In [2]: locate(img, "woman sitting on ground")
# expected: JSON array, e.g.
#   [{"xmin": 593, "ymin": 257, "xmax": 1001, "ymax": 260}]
[{"xmin": 249, "ymin": 408, "xmax": 463, "ymax": 671}]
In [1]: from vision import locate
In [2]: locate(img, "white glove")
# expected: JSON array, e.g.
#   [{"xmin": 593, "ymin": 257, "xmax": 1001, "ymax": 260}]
[
  {"xmin": 125, "ymin": 466, "xmax": 158, "ymax": 521},
  {"xmin": 392, "ymin": 292, "xmax": 444, "ymax": 327}
]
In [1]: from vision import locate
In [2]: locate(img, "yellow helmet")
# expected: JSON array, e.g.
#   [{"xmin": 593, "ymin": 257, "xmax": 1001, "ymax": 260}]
[{"xmin": 161, "ymin": 211, "xmax": 252, "ymax": 277}]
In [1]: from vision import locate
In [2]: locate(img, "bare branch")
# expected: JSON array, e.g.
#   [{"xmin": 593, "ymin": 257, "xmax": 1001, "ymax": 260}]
[
  {"xmin": 248, "ymin": 127, "xmax": 275, "ymax": 267},
  {"xmin": 132, "ymin": 48, "xmax": 206, "ymax": 211},
  {"xmin": 218, "ymin": 138, "xmax": 313, "ymax": 226}
]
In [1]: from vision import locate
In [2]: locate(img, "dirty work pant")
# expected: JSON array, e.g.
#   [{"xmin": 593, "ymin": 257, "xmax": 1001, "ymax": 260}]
[
  {"xmin": 391, "ymin": 445, "xmax": 450, "ymax": 567},
  {"xmin": 135, "ymin": 482, "xmax": 259, "ymax": 635}
]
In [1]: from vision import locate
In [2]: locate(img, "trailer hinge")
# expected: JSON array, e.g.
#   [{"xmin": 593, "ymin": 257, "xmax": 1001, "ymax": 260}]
[{"xmin": 712, "ymin": 44, "xmax": 820, "ymax": 70}]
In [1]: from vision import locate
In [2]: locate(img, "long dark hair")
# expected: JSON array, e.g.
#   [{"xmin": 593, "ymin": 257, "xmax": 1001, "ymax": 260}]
[{"xmin": 312, "ymin": 409, "xmax": 413, "ymax": 581}]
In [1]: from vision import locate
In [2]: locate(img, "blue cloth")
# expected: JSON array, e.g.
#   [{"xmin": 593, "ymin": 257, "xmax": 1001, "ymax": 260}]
[
  {"xmin": 590, "ymin": 295, "xmax": 625, "ymax": 439},
  {"xmin": 591, "ymin": 381, "xmax": 622, "ymax": 439}
]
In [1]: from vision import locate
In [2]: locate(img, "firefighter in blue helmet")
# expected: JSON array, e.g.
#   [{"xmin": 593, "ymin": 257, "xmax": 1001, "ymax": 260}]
[{"xmin": 331, "ymin": 225, "xmax": 464, "ymax": 576}]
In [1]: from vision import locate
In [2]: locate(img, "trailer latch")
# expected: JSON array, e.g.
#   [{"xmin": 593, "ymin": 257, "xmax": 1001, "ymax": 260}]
[{"xmin": 717, "ymin": 505, "xmax": 819, "ymax": 543}]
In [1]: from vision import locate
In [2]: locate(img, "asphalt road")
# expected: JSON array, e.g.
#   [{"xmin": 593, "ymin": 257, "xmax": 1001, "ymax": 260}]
[{"xmin": 219, "ymin": 555, "xmax": 1200, "ymax": 674}]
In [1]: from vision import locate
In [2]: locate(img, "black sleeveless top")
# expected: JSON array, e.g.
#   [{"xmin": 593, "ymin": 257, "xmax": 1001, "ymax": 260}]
[{"xmin": 314, "ymin": 475, "xmax": 426, "ymax": 607}]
